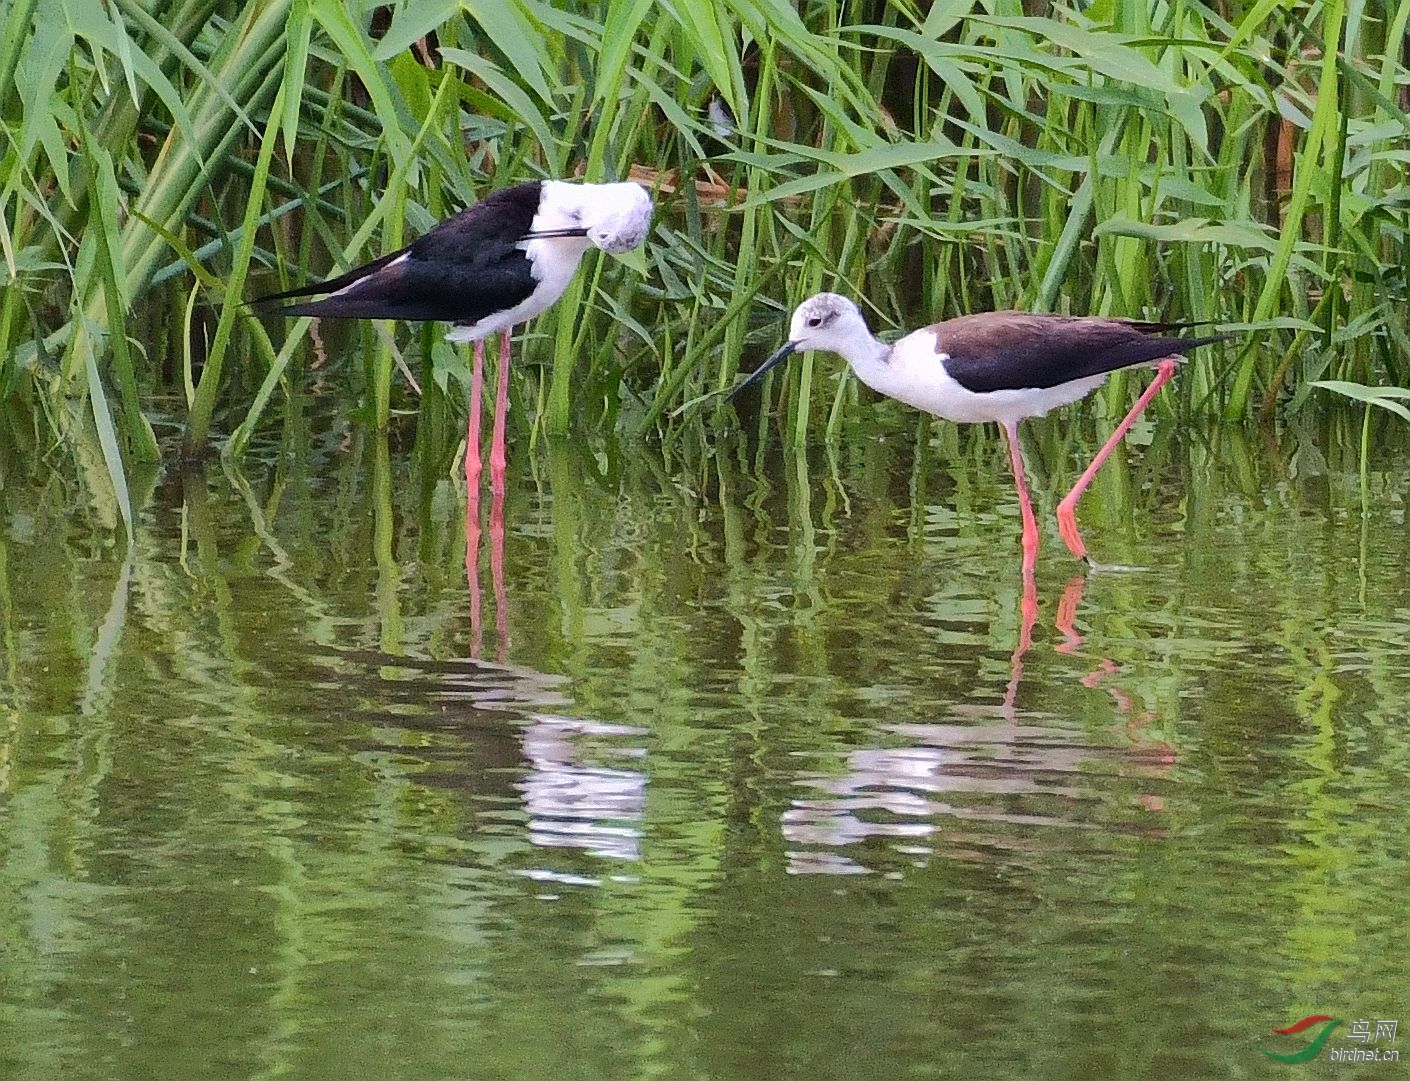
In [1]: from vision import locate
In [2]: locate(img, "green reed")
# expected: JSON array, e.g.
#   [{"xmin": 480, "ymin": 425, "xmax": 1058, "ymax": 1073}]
[{"xmin": 1, "ymin": 0, "xmax": 1407, "ymax": 515}]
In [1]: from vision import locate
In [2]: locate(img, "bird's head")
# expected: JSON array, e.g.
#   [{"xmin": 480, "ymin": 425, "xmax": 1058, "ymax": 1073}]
[
  {"xmin": 579, "ymin": 182, "xmax": 654, "ymax": 254},
  {"xmin": 784, "ymin": 293, "xmax": 870, "ymax": 353},
  {"xmin": 728, "ymin": 293, "xmax": 874, "ymax": 401},
  {"xmin": 529, "ymin": 180, "xmax": 654, "ymax": 253}
]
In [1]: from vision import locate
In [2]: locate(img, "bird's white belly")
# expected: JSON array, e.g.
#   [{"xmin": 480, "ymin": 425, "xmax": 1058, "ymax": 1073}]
[{"xmin": 872, "ymin": 330, "xmax": 1108, "ymax": 426}]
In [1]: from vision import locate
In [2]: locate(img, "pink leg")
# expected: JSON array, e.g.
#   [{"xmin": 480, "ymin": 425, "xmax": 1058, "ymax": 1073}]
[
  {"xmin": 466, "ymin": 338, "xmax": 486, "ymax": 495},
  {"xmin": 490, "ymin": 329, "xmax": 511, "ymax": 502},
  {"xmin": 1057, "ymin": 358, "xmax": 1178, "ymax": 562},
  {"xmin": 999, "ymin": 421, "xmax": 1041, "ymax": 572},
  {"xmin": 999, "ymin": 425, "xmax": 1039, "ymax": 716},
  {"xmin": 465, "ymin": 339, "xmax": 486, "ymax": 656}
]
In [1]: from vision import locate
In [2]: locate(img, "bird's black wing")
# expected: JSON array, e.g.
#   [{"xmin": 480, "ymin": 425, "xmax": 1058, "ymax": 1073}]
[
  {"xmin": 251, "ymin": 182, "xmax": 545, "ymax": 325},
  {"xmin": 936, "ymin": 313, "xmax": 1230, "ymax": 394}
]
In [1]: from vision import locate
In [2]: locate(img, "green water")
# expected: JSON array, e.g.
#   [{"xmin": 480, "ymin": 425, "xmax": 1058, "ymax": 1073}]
[{"xmin": 1, "ymin": 393, "xmax": 1407, "ymax": 1080}]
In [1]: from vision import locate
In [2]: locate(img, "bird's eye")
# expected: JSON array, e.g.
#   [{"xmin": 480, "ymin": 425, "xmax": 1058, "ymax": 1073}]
[{"xmin": 805, "ymin": 315, "xmax": 823, "ymax": 328}]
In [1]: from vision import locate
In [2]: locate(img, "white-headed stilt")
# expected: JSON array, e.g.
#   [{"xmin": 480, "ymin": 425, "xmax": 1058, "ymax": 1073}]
[
  {"xmin": 729, "ymin": 293, "xmax": 1230, "ymax": 567},
  {"xmin": 256, "ymin": 179, "xmax": 653, "ymax": 499}
]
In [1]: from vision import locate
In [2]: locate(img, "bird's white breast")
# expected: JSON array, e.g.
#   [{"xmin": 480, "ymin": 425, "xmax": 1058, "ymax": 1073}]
[{"xmin": 446, "ymin": 225, "xmax": 590, "ymax": 344}]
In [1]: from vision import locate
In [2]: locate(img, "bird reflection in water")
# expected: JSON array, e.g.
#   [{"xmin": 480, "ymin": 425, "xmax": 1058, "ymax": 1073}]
[
  {"xmin": 783, "ymin": 572, "xmax": 1177, "ymax": 875},
  {"xmin": 369, "ymin": 655, "xmax": 647, "ymax": 886},
  {"xmin": 518, "ymin": 715, "xmax": 647, "ymax": 871},
  {"xmin": 465, "ymin": 472, "xmax": 509, "ymax": 661}
]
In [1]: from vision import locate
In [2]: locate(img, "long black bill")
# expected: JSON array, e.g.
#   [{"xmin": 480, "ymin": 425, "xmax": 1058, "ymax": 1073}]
[
  {"xmin": 523, "ymin": 227, "xmax": 590, "ymax": 240},
  {"xmin": 726, "ymin": 340, "xmax": 799, "ymax": 402}
]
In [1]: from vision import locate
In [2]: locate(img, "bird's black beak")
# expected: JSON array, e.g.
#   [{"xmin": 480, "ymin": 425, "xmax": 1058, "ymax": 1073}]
[
  {"xmin": 523, "ymin": 227, "xmax": 589, "ymax": 240},
  {"xmin": 727, "ymin": 340, "xmax": 798, "ymax": 402}
]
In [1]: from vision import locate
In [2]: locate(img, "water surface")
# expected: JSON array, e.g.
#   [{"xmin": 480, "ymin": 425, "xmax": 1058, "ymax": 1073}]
[{"xmin": 1, "ymin": 394, "xmax": 1407, "ymax": 1079}]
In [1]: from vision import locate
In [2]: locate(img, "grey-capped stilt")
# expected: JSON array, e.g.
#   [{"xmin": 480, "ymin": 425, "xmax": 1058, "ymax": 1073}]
[{"xmin": 730, "ymin": 293, "xmax": 1230, "ymax": 566}]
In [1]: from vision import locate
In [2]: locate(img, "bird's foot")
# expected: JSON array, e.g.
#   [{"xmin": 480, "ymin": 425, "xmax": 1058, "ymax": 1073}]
[{"xmin": 1055, "ymin": 500, "xmax": 1089, "ymax": 562}]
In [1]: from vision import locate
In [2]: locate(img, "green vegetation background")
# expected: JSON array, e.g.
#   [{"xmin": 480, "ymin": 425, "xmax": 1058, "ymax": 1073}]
[{"xmin": 2, "ymin": 0, "xmax": 1407, "ymax": 535}]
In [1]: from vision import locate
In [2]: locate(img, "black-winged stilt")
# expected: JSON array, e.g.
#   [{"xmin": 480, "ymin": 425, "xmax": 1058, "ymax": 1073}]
[
  {"xmin": 255, "ymin": 179, "xmax": 653, "ymax": 498},
  {"xmin": 730, "ymin": 293, "xmax": 1230, "ymax": 566}
]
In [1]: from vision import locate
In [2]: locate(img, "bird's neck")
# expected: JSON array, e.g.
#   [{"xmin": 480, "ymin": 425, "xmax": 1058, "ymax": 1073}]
[{"xmin": 829, "ymin": 329, "xmax": 893, "ymax": 390}]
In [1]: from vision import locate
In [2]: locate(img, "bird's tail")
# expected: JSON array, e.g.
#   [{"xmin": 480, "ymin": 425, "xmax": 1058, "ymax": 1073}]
[{"xmin": 248, "ymin": 247, "xmax": 407, "ymax": 311}]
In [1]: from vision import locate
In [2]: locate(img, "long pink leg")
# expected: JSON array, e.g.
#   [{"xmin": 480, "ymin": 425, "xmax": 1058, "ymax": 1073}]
[
  {"xmin": 999, "ymin": 420, "xmax": 1041, "ymax": 573},
  {"xmin": 489, "ymin": 329, "xmax": 511, "ymax": 502},
  {"xmin": 465, "ymin": 338, "xmax": 486, "ymax": 655},
  {"xmin": 466, "ymin": 338, "xmax": 486, "ymax": 495},
  {"xmin": 1056, "ymin": 358, "xmax": 1179, "ymax": 562},
  {"xmin": 1003, "ymin": 421, "xmax": 1038, "ymax": 716}
]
